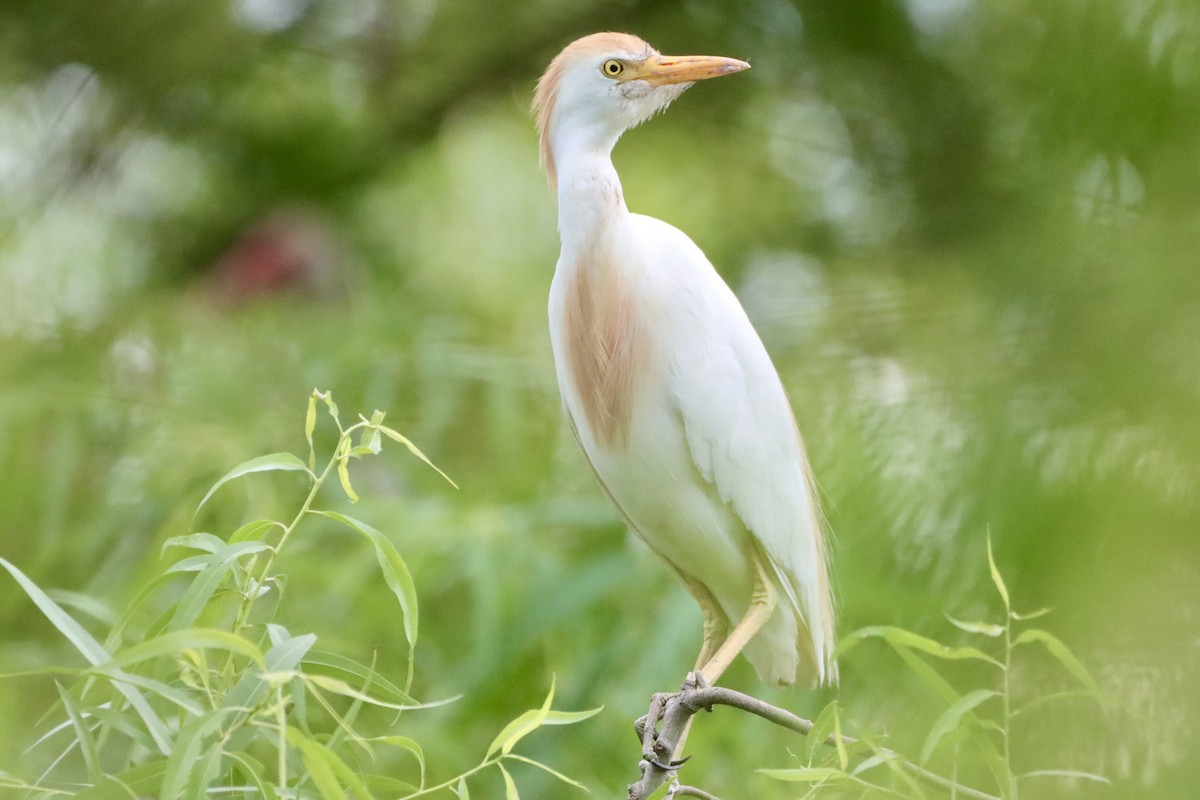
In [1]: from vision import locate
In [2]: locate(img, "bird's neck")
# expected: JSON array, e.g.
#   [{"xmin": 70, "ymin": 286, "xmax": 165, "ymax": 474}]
[{"xmin": 555, "ymin": 143, "xmax": 628, "ymax": 254}]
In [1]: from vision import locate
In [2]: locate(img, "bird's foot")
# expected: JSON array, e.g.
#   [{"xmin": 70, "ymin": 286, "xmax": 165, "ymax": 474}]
[{"xmin": 635, "ymin": 691, "xmax": 677, "ymax": 765}]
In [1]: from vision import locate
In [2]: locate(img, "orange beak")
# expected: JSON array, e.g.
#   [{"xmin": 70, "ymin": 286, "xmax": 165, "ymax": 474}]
[{"xmin": 627, "ymin": 54, "xmax": 750, "ymax": 86}]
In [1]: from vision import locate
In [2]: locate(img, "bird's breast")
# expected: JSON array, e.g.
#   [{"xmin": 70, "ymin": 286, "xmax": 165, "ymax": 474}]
[{"xmin": 554, "ymin": 241, "xmax": 657, "ymax": 451}]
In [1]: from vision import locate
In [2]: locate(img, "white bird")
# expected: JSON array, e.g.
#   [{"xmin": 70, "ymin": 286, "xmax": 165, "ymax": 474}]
[{"xmin": 535, "ymin": 32, "xmax": 836, "ymax": 688}]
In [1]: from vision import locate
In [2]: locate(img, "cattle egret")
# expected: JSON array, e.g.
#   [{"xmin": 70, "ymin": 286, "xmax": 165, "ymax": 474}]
[{"xmin": 535, "ymin": 32, "xmax": 837, "ymax": 688}]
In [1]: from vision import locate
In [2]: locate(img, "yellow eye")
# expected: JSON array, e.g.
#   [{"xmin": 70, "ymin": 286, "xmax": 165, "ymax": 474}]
[{"xmin": 601, "ymin": 59, "xmax": 625, "ymax": 78}]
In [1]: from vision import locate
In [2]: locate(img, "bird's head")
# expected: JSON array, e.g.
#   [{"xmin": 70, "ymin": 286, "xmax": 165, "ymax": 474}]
[{"xmin": 533, "ymin": 32, "xmax": 749, "ymax": 188}]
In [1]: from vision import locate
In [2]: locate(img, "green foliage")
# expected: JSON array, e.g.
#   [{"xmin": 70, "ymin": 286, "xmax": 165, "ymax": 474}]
[
  {"xmin": 762, "ymin": 537, "xmax": 1110, "ymax": 798},
  {"xmin": 0, "ymin": 392, "xmax": 598, "ymax": 799}
]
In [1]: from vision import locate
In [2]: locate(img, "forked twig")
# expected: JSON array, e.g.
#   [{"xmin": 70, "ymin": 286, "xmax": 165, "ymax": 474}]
[{"xmin": 627, "ymin": 676, "xmax": 1001, "ymax": 800}]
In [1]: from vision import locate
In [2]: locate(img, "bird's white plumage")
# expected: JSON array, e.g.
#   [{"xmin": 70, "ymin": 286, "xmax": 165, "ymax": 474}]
[{"xmin": 538, "ymin": 33, "xmax": 836, "ymax": 687}]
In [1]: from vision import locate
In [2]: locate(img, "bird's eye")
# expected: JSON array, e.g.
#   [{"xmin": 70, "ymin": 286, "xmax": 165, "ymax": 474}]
[{"xmin": 601, "ymin": 59, "xmax": 625, "ymax": 78}]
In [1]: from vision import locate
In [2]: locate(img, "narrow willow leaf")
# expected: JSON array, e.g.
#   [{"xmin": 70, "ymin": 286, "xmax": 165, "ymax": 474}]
[
  {"xmin": 0, "ymin": 556, "xmax": 171, "ymax": 754},
  {"xmin": 314, "ymin": 511, "xmax": 418, "ymax": 652},
  {"xmin": 306, "ymin": 391, "xmax": 319, "ymax": 471},
  {"xmin": 831, "ymin": 702, "xmax": 849, "ymax": 770},
  {"xmin": 987, "ymin": 535, "xmax": 1010, "ymax": 611},
  {"xmin": 499, "ymin": 763, "xmax": 520, "ymax": 800},
  {"xmin": 161, "ymin": 533, "xmax": 225, "ymax": 556},
  {"xmin": 504, "ymin": 754, "xmax": 589, "ymax": 791},
  {"xmin": 195, "ymin": 452, "xmax": 311, "ymax": 516},
  {"xmin": 841, "ymin": 626, "xmax": 1003, "ymax": 667},
  {"xmin": 227, "ymin": 752, "xmax": 272, "ymax": 799},
  {"xmin": 228, "ymin": 519, "xmax": 286, "ymax": 545},
  {"xmin": 758, "ymin": 767, "xmax": 846, "ymax": 783},
  {"xmin": 454, "ymin": 776, "xmax": 470, "ymax": 799},
  {"xmin": 45, "ymin": 589, "xmax": 117, "ymax": 628},
  {"xmin": 287, "ymin": 726, "xmax": 374, "ymax": 800},
  {"xmin": 378, "ymin": 426, "xmax": 459, "ymax": 488},
  {"xmin": 305, "ymin": 674, "xmax": 458, "ymax": 712},
  {"xmin": 265, "ymin": 633, "xmax": 317, "ymax": 672},
  {"xmin": 73, "ymin": 761, "xmax": 168, "ymax": 800},
  {"xmin": 1011, "ymin": 607, "xmax": 1052, "ymax": 621},
  {"xmin": 303, "ymin": 651, "xmax": 415, "ymax": 704},
  {"xmin": 1014, "ymin": 629, "xmax": 1103, "ymax": 695},
  {"xmin": 164, "ymin": 555, "xmax": 211, "ymax": 574},
  {"xmin": 487, "ymin": 676, "xmax": 556, "ymax": 757},
  {"xmin": 55, "ymin": 682, "xmax": 100, "ymax": 783},
  {"xmin": 850, "ymin": 752, "xmax": 900, "ymax": 777},
  {"xmin": 920, "ymin": 689, "xmax": 1000, "ymax": 764},
  {"xmin": 337, "ymin": 449, "xmax": 359, "ymax": 504},
  {"xmin": 286, "ymin": 727, "xmax": 350, "ymax": 800},
  {"xmin": 222, "ymin": 634, "xmax": 317, "ymax": 714},
  {"xmin": 361, "ymin": 775, "xmax": 418, "ymax": 795},
  {"xmin": 376, "ymin": 736, "xmax": 425, "ymax": 788},
  {"xmin": 315, "ymin": 389, "xmax": 340, "ymax": 422},
  {"xmin": 945, "ymin": 614, "xmax": 1004, "ymax": 638},
  {"xmin": 160, "ymin": 708, "xmax": 238, "ymax": 800},
  {"xmin": 97, "ymin": 628, "xmax": 266, "ymax": 671},
  {"xmin": 1018, "ymin": 769, "xmax": 1110, "ymax": 784},
  {"xmin": 187, "ymin": 739, "xmax": 227, "ymax": 800},
  {"xmin": 806, "ymin": 701, "xmax": 839, "ymax": 763},
  {"xmin": 540, "ymin": 707, "xmax": 603, "ymax": 726},
  {"xmin": 889, "ymin": 643, "xmax": 960, "ymax": 704},
  {"xmin": 168, "ymin": 541, "xmax": 272, "ymax": 631}
]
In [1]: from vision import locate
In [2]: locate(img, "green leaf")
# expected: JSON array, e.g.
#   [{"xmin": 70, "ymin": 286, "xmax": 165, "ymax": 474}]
[
  {"xmin": 376, "ymin": 736, "xmax": 425, "ymax": 788},
  {"xmin": 886, "ymin": 641, "xmax": 961, "ymax": 705},
  {"xmin": 499, "ymin": 763, "xmax": 520, "ymax": 800},
  {"xmin": 839, "ymin": 626, "xmax": 1003, "ymax": 667},
  {"xmin": 1018, "ymin": 769, "xmax": 1110, "ymax": 784},
  {"xmin": 337, "ymin": 443, "xmax": 359, "ymax": 503},
  {"xmin": 227, "ymin": 752, "xmax": 272, "ymax": 799},
  {"xmin": 306, "ymin": 391, "xmax": 319, "ymax": 471},
  {"xmin": 73, "ymin": 761, "xmax": 168, "ymax": 800},
  {"xmin": 97, "ymin": 628, "xmax": 266, "ymax": 671},
  {"xmin": 314, "ymin": 512, "xmax": 418, "ymax": 653},
  {"xmin": 287, "ymin": 726, "xmax": 374, "ymax": 800},
  {"xmin": 161, "ymin": 708, "xmax": 238, "ymax": 800},
  {"xmin": 487, "ymin": 676, "xmax": 556, "ymax": 757},
  {"xmin": 56, "ymin": 682, "xmax": 100, "ymax": 783},
  {"xmin": 287, "ymin": 727, "xmax": 350, "ymax": 800},
  {"xmin": 194, "ymin": 452, "xmax": 311, "ymax": 516},
  {"xmin": 454, "ymin": 777, "xmax": 470, "ymax": 800},
  {"xmin": 304, "ymin": 674, "xmax": 458, "ymax": 712},
  {"xmin": 378, "ymin": 425, "xmax": 459, "ymax": 488},
  {"xmin": 945, "ymin": 614, "xmax": 1004, "ymax": 638},
  {"xmin": 162, "ymin": 532, "xmax": 226, "ymax": 556},
  {"xmin": 540, "ymin": 707, "xmax": 604, "ymax": 726},
  {"xmin": 503, "ymin": 754, "xmax": 589, "ymax": 792},
  {"xmin": 222, "ymin": 633, "xmax": 317, "ymax": 714},
  {"xmin": 758, "ymin": 767, "xmax": 846, "ymax": 783},
  {"xmin": 1011, "ymin": 607, "xmax": 1052, "ymax": 621},
  {"xmin": 228, "ymin": 519, "xmax": 286, "ymax": 544},
  {"xmin": 46, "ymin": 589, "xmax": 117, "ymax": 627},
  {"xmin": 987, "ymin": 535, "xmax": 1010, "ymax": 611},
  {"xmin": 806, "ymin": 700, "xmax": 839, "ymax": 763},
  {"xmin": 920, "ymin": 689, "xmax": 1000, "ymax": 764},
  {"xmin": 303, "ymin": 650, "xmax": 416, "ymax": 704},
  {"xmin": 1014, "ymin": 628, "xmax": 1103, "ymax": 695},
  {"xmin": 0, "ymin": 556, "xmax": 172, "ymax": 754},
  {"xmin": 850, "ymin": 752, "xmax": 901, "ymax": 777},
  {"xmin": 168, "ymin": 541, "xmax": 273, "ymax": 631}
]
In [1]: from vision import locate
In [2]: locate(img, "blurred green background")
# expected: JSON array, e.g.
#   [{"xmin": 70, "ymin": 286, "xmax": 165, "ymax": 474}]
[{"xmin": 1, "ymin": 0, "xmax": 1197, "ymax": 797}]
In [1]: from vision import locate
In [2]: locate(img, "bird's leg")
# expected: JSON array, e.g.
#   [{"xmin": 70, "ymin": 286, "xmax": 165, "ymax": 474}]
[
  {"xmin": 698, "ymin": 553, "xmax": 778, "ymax": 685},
  {"xmin": 675, "ymin": 571, "xmax": 729, "ymax": 674}
]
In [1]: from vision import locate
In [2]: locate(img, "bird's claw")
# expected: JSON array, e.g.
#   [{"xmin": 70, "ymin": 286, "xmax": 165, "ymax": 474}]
[{"xmin": 645, "ymin": 755, "xmax": 691, "ymax": 772}]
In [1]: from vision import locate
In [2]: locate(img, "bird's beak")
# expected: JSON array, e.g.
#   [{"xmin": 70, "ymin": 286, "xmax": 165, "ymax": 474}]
[{"xmin": 629, "ymin": 54, "xmax": 750, "ymax": 87}]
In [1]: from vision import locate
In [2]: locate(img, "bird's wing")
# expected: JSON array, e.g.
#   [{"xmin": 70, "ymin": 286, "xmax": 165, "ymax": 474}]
[{"xmin": 632, "ymin": 215, "xmax": 837, "ymax": 684}]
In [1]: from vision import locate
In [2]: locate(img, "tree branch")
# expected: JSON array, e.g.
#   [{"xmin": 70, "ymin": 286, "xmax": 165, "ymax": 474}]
[{"xmin": 627, "ymin": 676, "xmax": 1001, "ymax": 800}]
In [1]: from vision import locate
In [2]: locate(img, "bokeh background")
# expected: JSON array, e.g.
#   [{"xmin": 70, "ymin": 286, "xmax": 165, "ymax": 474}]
[{"xmin": 1, "ymin": 0, "xmax": 1197, "ymax": 797}]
